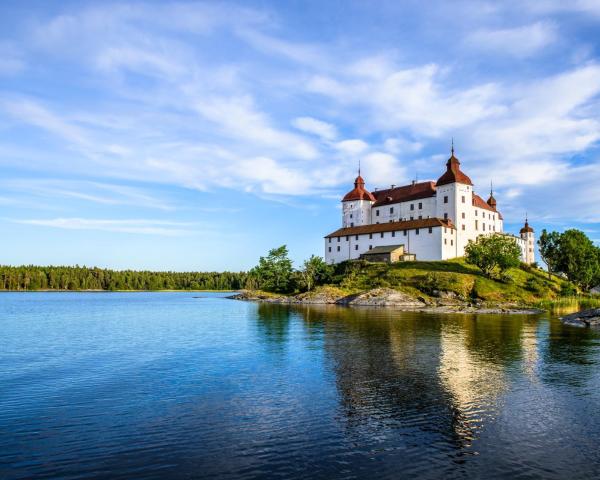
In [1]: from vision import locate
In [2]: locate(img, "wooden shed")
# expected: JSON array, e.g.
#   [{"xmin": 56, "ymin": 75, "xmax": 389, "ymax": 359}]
[{"xmin": 359, "ymin": 244, "xmax": 415, "ymax": 263}]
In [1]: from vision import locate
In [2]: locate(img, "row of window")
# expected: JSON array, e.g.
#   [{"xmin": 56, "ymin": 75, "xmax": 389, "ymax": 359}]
[{"xmin": 328, "ymin": 227, "xmax": 436, "ymax": 245}]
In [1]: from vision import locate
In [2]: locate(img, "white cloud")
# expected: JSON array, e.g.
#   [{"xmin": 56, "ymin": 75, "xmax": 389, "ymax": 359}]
[
  {"xmin": 361, "ymin": 152, "xmax": 407, "ymax": 187},
  {"xmin": 292, "ymin": 116, "xmax": 337, "ymax": 140},
  {"xmin": 465, "ymin": 22, "xmax": 557, "ymax": 58},
  {"xmin": 334, "ymin": 139, "xmax": 369, "ymax": 155},
  {"xmin": 14, "ymin": 218, "xmax": 197, "ymax": 236}
]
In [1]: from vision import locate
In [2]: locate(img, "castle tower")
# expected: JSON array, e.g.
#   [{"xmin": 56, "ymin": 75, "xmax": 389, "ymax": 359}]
[
  {"xmin": 520, "ymin": 216, "xmax": 535, "ymax": 265},
  {"xmin": 435, "ymin": 144, "xmax": 473, "ymax": 254},
  {"xmin": 341, "ymin": 171, "xmax": 375, "ymax": 227}
]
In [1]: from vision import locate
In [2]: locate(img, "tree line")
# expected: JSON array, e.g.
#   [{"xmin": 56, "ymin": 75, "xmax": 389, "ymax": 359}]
[{"xmin": 0, "ymin": 265, "xmax": 249, "ymax": 291}]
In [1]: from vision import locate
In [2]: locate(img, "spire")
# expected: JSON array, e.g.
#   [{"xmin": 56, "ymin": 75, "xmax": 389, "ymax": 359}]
[
  {"xmin": 451, "ymin": 137, "xmax": 454, "ymax": 156},
  {"xmin": 490, "ymin": 180, "xmax": 494, "ymax": 197},
  {"xmin": 358, "ymin": 158, "xmax": 361, "ymax": 177}
]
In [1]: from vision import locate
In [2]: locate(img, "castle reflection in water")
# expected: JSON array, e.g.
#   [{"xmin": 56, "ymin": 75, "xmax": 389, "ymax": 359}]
[{"xmin": 253, "ymin": 303, "xmax": 599, "ymax": 470}]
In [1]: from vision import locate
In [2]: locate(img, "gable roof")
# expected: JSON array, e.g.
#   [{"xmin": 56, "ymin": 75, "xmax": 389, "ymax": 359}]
[
  {"xmin": 325, "ymin": 217, "xmax": 454, "ymax": 238},
  {"xmin": 372, "ymin": 181, "xmax": 436, "ymax": 207}
]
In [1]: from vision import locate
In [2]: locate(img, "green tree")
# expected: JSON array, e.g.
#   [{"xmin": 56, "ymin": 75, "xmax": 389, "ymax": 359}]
[
  {"xmin": 249, "ymin": 245, "xmax": 294, "ymax": 293},
  {"xmin": 556, "ymin": 229, "xmax": 599, "ymax": 291},
  {"xmin": 464, "ymin": 235, "xmax": 522, "ymax": 278},
  {"xmin": 300, "ymin": 255, "xmax": 333, "ymax": 291},
  {"xmin": 538, "ymin": 229, "xmax": 562, "ymax": 279}
]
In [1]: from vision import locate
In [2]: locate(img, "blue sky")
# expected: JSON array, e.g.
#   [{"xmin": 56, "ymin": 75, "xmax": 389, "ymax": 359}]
[{"xmin": 1, "ymin": 0, "xmax": 600, "ymax": 271}]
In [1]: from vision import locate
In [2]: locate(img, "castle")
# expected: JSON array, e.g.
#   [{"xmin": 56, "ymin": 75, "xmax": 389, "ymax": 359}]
[{"xmin": 324, "ymin": 148, "xmax": 535, "ymax": 264}]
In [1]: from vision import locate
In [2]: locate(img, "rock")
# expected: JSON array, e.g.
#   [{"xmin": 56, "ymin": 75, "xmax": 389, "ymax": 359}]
[
  {"xmin": 560, "ymin": 308, "xmax": 600, "ymax": 327},
  {"xmin": 336, "ymin": 288, "xmax": 426, "ymax": 308}
]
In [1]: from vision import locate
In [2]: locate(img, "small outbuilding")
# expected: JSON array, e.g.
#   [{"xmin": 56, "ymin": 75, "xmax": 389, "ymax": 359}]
[{"xmin": 359, "ymin": 244, "xmax": 415, "ymax": 263}]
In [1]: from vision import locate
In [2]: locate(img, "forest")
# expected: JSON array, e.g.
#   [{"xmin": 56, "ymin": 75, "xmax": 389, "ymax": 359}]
[{"xmin": 0, "ymin": 265, "xmax": 249, "ymax": 291}]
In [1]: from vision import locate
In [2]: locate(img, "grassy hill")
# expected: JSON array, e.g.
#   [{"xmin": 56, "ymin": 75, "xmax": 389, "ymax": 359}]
[{"xmin": 323, "ymin": 258, "xmax": 597, "ymax": 310}]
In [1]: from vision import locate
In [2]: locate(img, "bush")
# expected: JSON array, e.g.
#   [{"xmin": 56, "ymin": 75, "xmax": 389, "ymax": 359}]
[{"xmin": 560, "ymin": 282, "xmax": 578, "ymax": 296}]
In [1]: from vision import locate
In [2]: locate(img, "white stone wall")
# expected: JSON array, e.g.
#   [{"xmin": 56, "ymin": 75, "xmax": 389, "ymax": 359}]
[
  {"xmin": 325, "ymin": 226, "xmax": 450, "ymax": 264},
  {"xmin": 372, "ymin": 196, "xmax": 437, "ymax": 223},
  {"xmin": 342, "ymin": 200, "xmax": 372, "ymax": 227},
  {"xmin": 520, "ymin": 231, "xmax": 535, "ymax": 264}
]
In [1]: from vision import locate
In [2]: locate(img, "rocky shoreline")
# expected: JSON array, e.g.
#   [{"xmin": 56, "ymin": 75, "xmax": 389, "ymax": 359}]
[
  {"xmin": 229, "ymin": 288, "xmax": 543, "ymax": 315},
  {"xmin": 560, "ymin": 308, "xmax": 600, "ymax": 327}
]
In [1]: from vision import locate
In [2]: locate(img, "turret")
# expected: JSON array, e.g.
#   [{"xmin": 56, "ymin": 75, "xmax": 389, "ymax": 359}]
[
  {"xmin": 487, "ymin": 181, "xmax": 497, "ymax": 209},
  {"xmin": 519, "ymin": 216, "xmax": 535, "ymax": 265},
  {"xmin": 341, "ymin": 171, "xmax": 375, "ymax": 227}
]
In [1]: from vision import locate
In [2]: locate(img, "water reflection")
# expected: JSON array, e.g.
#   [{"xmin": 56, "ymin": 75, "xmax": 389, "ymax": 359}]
[{"xmin": 253, "ymin": 304, "xmax": 600, "ymax": 464}]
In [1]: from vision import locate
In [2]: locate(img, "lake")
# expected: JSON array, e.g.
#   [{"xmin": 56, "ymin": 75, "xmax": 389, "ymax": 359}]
[{"xmin": 1, "ymin": 292, "xmax": 600, "ymax": 479}]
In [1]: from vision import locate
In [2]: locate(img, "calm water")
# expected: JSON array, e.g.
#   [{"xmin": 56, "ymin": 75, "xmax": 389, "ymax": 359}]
[{"xmin": 1, "ymin": 292, "xmax": 600, "ymax": 479}]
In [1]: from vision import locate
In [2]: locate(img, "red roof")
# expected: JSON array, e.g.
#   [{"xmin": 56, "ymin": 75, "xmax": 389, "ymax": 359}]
[
  {"xmin": 436, "ymin": 155, "xmax": 473, "ymax": 186},
  {"xmin": 520, "ymin": 221, "xmax": 534, "ymax": 234},
  {"xmin": 342, "ymin": 175, "xmax": 376, "ymax": 202},
  {"xmin": 325, "ymin": 217, "xmax": 454, "ymax": 238},
  {"xmin": 372, "ymin": 181, "xmax": 436, "ymax": 206},
  {"xmin": 472, "ymin": 193, "xmax": 503, "ymax": 219}
]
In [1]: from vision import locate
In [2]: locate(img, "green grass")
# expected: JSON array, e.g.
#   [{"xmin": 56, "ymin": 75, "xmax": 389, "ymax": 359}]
[{"xmin": 329, "ymin": 258, "xmax": 570, "ymax": 307}]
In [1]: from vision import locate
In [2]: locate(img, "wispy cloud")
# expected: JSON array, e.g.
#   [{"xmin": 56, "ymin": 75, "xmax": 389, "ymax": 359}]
[
  {"xmin": 13, "ymin": 218, "xmax": 198, "ymax": 236},
  {"xmin": 465, "ymin": 22, "xmax": 557, "ymax": 58}
]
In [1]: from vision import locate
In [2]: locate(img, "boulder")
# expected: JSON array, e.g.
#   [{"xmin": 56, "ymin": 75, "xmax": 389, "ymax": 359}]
[
  {"xmin": 337, "ymin": 288, "xmax": 426, "ymax": 308},
  {"xmin": 560, "ymin": 308, "xmax": 600, "ymax": 327}
]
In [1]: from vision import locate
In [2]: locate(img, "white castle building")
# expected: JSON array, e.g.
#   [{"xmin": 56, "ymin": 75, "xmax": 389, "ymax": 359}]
[{"xmin": 325, "ymin": 148, "xmax": 535, "ymax": 264}]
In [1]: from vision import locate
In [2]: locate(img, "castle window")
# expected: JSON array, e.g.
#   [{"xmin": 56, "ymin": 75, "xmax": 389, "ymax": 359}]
[
  {"xmin": 337, "ymin": 237, "xmax": 340, "ymax": 242},
  {"xmin": 462, "ymin": 225, "xmax": 465, "ymax": 231},
  {"xmin": 328, "ymin": 238, "xmax": 331, "ymax": 243},
  {"xmin": 369, "ymin": 233, "xmax": 373, "ymax": 239},
  {"xmin": 461, "ymin": 212, "xmax": 465, "ymax": 219},
  {"xmin": 381, "ymin": 232, "xmax": 384, "ymax": 238},
  {"xmin": 337, "ymin": 246, "xmax": 340, "ymax": 252},
  {"xmin": 369, "ymin": 245, "xmax": 372, "ymax": 250},
  {"xmin": 416, "ymin": 228, "xmax": 420, "ymax": 235},
  {"xmin": 345, "ymin": 235, "xmax": 349, "ymax": 241},
  {"xmin": 351, "ymin": 222, "xmax": 354, "ymax": 227},
  {"xmin": 475, "ymin": 210, "xmax": 478, "ymax": 216},
  {"xmin": 389, "ymin": 220, "xmax": 393, "ymax": 223},
  {"xmin": 444, "ymin": 238, "xmax": 447, "ymax": 245},
  {"xmin": 376, "ymin": 210, "xmax": 380, "ymax": 216},
  {"xmin": 376, "ymin": 222, "xmax": 379, "ymax": 224},
  {"xmin": 444, "ymin": 213, "xmax": 448, "ymax": 220},
  {"xmin": 475, "ymin": 220, "xmax": 478, "ymax": 230},
  {"xmin": 444, "ymin": 227, "xmax": 447, "ymax": 234},
  {"xmin": 444, "ymin": 196, "xmax": 448, "ymax": 204},
  {"xmin": 328, "ymin": 247, "xmax": 331, "ymax": 252},
  {"xmin": 350, "ymin": 213, "xmax": 353, "ymax": 218},
  {"xmin": 355, "ymin": 245, "xmax": 359, "ymax": 250},
  {"xmin": 404, "ymin": 230, "xmax": 407, "ymax": 236},
  {"xmin": 410, "ymin": 216, "xmax": 414, "ymax": 221},
  {"xmin": 462, "ymin": 196, "xmax": 465, "ymax": 203},
  {"xmin": 418, "ymin": 202, "xmax": 422, "ymax": 209},
  {"xmin": 428, "ymin": 227, "xmax": 433, "ymax": 234},
  {"xmin": 355, "ymin": 235, "xmax": 358, "ymax": 240},
  {"xmin": 451, "ymin": 239, "xmax": 454, "ymax": 246},
  {"xmin": 390, "ymin": 207, "xmax": 394, "ymax": 214},
  {"xmin": 483, "ymin": 223, "xmax": 486, "ymax": 231},
  {"xmin": 418, "ymin": 215, "xmax": 422, "ymax": 220},
  {"xmin": 529, "ymin": 248, "xmax": 533, "ymax": 253},
  {"xmin": 392, "ymin": 231, "xmax": 396, "ymax": 237},
  {"xmin": 410, "ymin": 204, "xmax": 414, "ymax": 211}
]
